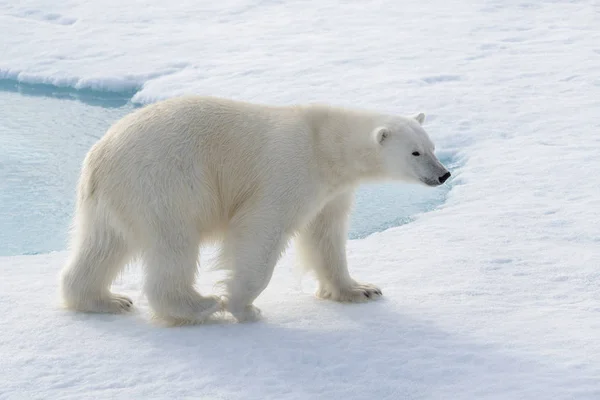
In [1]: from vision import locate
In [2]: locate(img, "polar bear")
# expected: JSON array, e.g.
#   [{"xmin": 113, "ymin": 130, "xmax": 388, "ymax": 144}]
[{"xmin": 59, "ymin": 96, "xmax": 450, "ymax": 324}]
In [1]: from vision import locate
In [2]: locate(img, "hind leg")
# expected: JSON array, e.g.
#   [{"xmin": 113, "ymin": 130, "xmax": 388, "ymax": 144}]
[
  {"xmin": 142, "ymin": 224, "xmax": 222, "ymax": 324},
  {"xmin": 60, "ymin": 206, "xmax": 133, "ymax": 313}
]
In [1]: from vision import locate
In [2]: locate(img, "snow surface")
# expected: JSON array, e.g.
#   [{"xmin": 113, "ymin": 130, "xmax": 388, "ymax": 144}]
[{"xmin": 2, "ymin": 0, "xmax": 600, "ymax": 399}]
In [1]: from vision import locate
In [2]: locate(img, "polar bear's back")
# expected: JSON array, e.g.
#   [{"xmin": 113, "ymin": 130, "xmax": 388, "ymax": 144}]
[
  {"xmin": 108, "ymin": 95, "xmax": 297, "ymax": 148},
  {"xmin": 81, "ymin": 96, "xmax": 314, "ymax": 235}
]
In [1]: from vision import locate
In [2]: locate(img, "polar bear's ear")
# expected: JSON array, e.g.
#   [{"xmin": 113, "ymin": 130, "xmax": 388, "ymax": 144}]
[
  {"xmin": 373, "ymin": 127, "xmax": 390, "ymax": 145},
  {"xmin": 413, "ymin": 113, "xmax": 425, "ymax": 125}
]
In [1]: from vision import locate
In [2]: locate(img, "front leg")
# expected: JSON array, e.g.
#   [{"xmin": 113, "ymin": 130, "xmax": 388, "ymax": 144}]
[
  {"xmin": 295, "ymin": 191, "xmax": 382, "ymax": 302},
  {"xmin": 220, "ymin": 213, "xmax": 289, "ymax": 322}
]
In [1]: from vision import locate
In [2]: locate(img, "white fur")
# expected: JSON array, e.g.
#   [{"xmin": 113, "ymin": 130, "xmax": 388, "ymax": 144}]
[{"xmin": 59, "ymin": 96, "xmax": 449, "ymax": 324}]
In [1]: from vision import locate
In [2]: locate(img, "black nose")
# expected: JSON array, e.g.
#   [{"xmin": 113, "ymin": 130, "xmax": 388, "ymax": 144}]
[{"xmin": 439, "ymin": 171, "xmax": 451, "ymax": 184}]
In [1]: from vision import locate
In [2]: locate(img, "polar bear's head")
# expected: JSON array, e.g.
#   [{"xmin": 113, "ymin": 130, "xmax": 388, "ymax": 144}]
[{"xmin": 372, "ymin": 113, "xmax": 450, "ymax": 187}]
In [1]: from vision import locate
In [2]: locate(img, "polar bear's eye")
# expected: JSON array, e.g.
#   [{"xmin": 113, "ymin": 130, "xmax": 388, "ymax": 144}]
[{"xmin": 412, "ymin": 151, "xmax": 420, "ymax": 156}]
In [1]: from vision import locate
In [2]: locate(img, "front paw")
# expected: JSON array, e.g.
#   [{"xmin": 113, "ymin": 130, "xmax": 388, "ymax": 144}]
[
  {"xmin": 317, "ymin": 281, "xmax": 382, "ymax": 303},
  {"xmin": 222, "ymin": 297, "xmax": 263, "ymax": 323},
  {"xmin": 231, "ymin": 305, "xmax": 262, "ymax": 322}
]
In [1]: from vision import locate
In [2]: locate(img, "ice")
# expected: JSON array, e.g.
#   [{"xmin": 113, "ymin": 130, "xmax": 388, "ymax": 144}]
[
  {"xmin": 0, "ymin": 84, "xmax": 136, "ymax": 256},
  {"xmin": 1, "ymin": 0, "xmax": 600, "ymax": 399}
]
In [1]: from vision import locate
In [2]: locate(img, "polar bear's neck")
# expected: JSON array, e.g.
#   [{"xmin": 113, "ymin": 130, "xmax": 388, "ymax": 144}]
[{"xmin": 300, "ymin": 105, "xmax": 386, "ymax": 192}]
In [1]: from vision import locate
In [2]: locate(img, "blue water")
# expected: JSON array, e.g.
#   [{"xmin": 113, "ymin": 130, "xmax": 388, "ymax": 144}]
[{"xmin": 0, "ymin": 81, "xmax": 456, "ymax": 256}]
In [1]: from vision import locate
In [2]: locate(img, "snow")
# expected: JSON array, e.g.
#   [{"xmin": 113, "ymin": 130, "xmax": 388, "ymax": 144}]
[{"xmin": 2, "ymin": 0, "xmax": 600, "ymax": 399}]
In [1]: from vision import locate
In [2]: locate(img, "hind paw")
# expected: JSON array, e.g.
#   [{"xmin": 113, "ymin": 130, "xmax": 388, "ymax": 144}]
[
  {"xmin": 150, "ymin": 294, "xmax": 223, "ymax": 325},
  {"xmin": 64, "ymin": 292, "xmax": 134, "ymax": 313}
]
